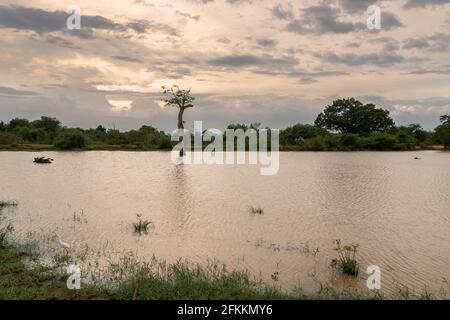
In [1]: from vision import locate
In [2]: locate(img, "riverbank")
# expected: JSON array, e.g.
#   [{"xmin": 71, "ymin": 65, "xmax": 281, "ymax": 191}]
[
  {"xmin": 0, "ymin": 144, "xmax": 166, "ymax": 152},
  {"xmin": 0, "ymin": 143, "xmax": 445, "ymax": 152},
  {"xmin": 0, "ymin": 237, "xmax": 299, "ymax": 300}
]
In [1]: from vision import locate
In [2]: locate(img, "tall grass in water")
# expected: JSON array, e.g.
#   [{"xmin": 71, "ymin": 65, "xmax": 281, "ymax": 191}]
[
  {"xmin": 110, "ymin": 256, "xmax": 292, "ymax": 300},
  {"xmin": 132, "ymin": 214, "xmax": 152, "ymax": 235},
  {"xmin": 330, "ymin": 239, "xmax": 359, "ymax": 276},
  {"xmin": 0, "ymin": 200, "xmax": 18, "ymax": 209},
  {"xmin": 248, "ymin": 206, "xmax": 264, "ymax": 215}
]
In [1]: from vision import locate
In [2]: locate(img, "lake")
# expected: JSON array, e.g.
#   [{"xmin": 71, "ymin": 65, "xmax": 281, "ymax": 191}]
[{"xmin": 1, "ymin": 151, "xmax": 449, "ymax": 296}]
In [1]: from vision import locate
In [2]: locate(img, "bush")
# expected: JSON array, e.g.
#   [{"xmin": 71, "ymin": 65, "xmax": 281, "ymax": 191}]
[
  {"xmin": 157, "ymin": 135, "xmax": 172, "ymax": 149},
  {"xmin": 360, "ymin": 133, "xmax": 397, "ymax": 150},
  {"xmin": 323, "ymin": 134, "xmax": 340, "ymax": 150},
  {"xmin": 304, "ymin": 137, "xmax": 326, "ymax": 151},
  {"xmin": 54, "ymin": 129, "xmax": 87, "ymax": 150},
  {"xmin": 0, "ymin": 132, "xmax": 18, "ymax": 145},
  {"xmin": 340, "ymin": 133, "xmax": 361, "ymax": 150}
]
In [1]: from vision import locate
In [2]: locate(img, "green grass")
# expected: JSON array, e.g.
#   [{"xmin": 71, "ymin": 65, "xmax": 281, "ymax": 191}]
[
  {"xmin": 0, "ymin": 232, "xmax": 300, "ymax": 300},
  {"xmin": 330, "ymin": 240, "xmax": 360, "ymax": 277},
  {"xmin": 0, "ymin": 239, "xmax": 111, "ymax": 300},
  {"xmin": 113, "ymin": 260, "xmax": 297, "ymax": 300}
]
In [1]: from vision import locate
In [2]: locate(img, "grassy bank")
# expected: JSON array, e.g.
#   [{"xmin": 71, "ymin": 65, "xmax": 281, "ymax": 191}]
[
  {"xmin": 0, "ymin": 237, "xmax": 298, "ymax": 300},
  {"xmin": 0, "ymin": 244, "xmax": 112, "ymax": 300}
]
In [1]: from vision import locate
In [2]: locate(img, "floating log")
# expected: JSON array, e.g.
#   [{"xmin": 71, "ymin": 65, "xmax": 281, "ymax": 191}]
[{"xmin": 33, "ymin": 156, "xmax": 53, "ymax": 164}]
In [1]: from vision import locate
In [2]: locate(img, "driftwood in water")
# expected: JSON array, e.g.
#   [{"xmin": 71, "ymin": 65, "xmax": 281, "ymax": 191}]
[{"xmin": 33, "ymin": 156, "xmax": 53, "ymax": 164}]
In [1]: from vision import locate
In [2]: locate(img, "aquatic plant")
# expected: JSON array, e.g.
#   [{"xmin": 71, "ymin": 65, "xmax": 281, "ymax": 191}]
[
  {"xmin": 0, "ymin": 200, "xmax": 18, "ymax": 209},
  {"xmin": 0, "ymin": 224, "xmax": 14, "ymax": 248},
  {"xmin": 72, "ymin": 210, "xmax": 88, "ymax": 224},
  {"xmin": 248, "ymin": 206, "xmax": 264, "ymax": 215},
  {"xmin": 330, "ymin": 239, "xmax": 359, "ymax": 277},
  {"xmin": 132, "ymin": 214, "xmax": 152, "ymax": 235}
]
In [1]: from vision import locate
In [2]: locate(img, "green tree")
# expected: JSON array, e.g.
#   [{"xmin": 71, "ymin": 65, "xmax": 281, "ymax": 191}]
[
  {"xmin": 162, "ymin": 85, "xmax": 195, "ymax": 156},
  {"xmin": 32, "ymin": 116, "xmax": 61, "ymax": 134},
  {"xmin": 435, "ymin": 123, "xmax": 450, "ymax": 149},
  {"xmin": 314, "ymin": 98, "xmax": 395, "ymax": 134},
  {"xmin": 7, "ymin": 118, "xmax": 30, "ymax": 130},
  {"xmin": 407, "ymin": 124, "xmax": 429, "ymax": 144},
  {"xmin": 54, "ymin": 129, "xmax": 87, "ymax": 150},
  {"xmin": 440, "ymin": 115, "xmax": 450, "ymax": 124}
]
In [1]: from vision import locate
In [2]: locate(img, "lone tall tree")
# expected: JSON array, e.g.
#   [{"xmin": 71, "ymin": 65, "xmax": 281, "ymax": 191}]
[{"xmin": 162, "ymin": 85, "xmax": 195, "ymax": 156}]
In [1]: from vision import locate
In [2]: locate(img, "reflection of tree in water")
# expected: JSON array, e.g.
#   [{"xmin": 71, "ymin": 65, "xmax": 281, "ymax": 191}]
[{"xmin": 168, "ymin": 164, "xmax": 194, "ymax": 234}]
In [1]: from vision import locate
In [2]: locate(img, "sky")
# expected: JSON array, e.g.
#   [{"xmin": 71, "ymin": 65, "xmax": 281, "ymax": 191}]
[{"xmin": 0, "ymin": 0, "xmax": 449, "ymax": 131}]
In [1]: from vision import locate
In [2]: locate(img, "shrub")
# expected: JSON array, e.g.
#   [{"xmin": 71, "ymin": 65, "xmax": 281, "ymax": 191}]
[
  {"xmin": 0, "ymin": 132, "xmax": 18, "ymax": 145},
  {"xmin": 340, "ymin": 133, "xmax": 361, "ymax": 150},
  {"xmin": 54, "ymin": 129, "xmax": 87, "ymax": 150},
  {"xmin": 304, "ymin": 137, "xmax": 326, "ymax": 151},
  {"xmin": 157, "ymin": 135, "xmax": 172, "ymax": 149},
  {"xmin": 323, "ymin": 134, "xmax": 340, "ymax": 150},
  {"xmin": 360, "ymin": 133, "xmax": 397, "ymax": 150}
]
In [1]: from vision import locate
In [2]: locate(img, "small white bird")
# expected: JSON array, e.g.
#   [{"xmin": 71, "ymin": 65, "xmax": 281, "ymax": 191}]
[{"xmin": 57, "ymin": 235, "xmax": 71, "ymax": 253}]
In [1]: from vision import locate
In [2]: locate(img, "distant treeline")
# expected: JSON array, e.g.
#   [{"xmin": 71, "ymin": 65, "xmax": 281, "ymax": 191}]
[{"xmin": 1, "ymin": 98, "xmax": 449, "ymax": 151}]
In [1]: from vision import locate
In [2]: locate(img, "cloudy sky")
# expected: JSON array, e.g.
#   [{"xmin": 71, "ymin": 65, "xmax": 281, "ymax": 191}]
[{"xmin": 0, "ymin": 0, "xmax": 449, "ymax": 131}]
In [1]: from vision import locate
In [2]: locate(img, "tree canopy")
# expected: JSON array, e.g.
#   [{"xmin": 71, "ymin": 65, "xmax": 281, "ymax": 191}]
[
  {"xmin": 435, "ymin": 123, "xmax": 450, "ymax": 149},
  {"xmin": 314, "ymin": 98, "xmax": 395, "ymax": 134}
]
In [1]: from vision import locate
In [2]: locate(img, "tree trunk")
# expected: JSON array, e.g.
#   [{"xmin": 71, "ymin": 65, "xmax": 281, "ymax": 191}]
[{"xmin": 178, "ymin": 107, "xmax": 185, "ymax": 156}]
